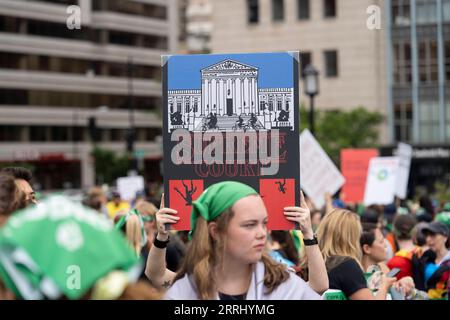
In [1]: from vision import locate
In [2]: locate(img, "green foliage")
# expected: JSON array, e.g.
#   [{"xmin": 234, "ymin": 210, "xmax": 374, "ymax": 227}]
[
  {"xmin": 91, "ymin": 147, "xmax": 130, "ymax": 185},
  {"xmin": 433, "ymin": 179, "xmax": 450, "ymax": 204},
  {"xmin": 300, "ymin": 105, "xmax": 384, "ymax": 165}
]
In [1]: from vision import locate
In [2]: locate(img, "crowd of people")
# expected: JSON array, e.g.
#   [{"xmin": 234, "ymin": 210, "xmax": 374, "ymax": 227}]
[{"xmin": 0, "ymin": 166, "xmax": 449, "ymax": 300}]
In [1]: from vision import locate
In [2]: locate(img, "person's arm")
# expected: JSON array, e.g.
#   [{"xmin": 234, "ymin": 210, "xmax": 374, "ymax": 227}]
[
  {"xmin": 284, "ymin": 191, "xmax": 329, "ymax": 295},
  {"xmin": 144, "ymin": 194, "xmax": 178, "ymax": 290},
  {"xmin": 349, "ymin": 275, "xmax": 396, "ymax": 300}
]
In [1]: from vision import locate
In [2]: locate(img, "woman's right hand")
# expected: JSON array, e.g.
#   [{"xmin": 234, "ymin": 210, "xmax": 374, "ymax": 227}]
[
  {"xmin": 155, "ymin": 193, "xmax": 179, "ymax": 241},
  {"xmin": 380, "ymin": 274, "xmax": 397, "ymax": 291}
]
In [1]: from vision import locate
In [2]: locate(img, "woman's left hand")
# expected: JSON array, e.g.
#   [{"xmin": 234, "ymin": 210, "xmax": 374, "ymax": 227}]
[
  {"xmin": 284, "ymin": 191, "xmax": 314, "ymax": 239},
  {"xmin": 393, "ymin": 276, "xmax": 415, "ymax": 296}
]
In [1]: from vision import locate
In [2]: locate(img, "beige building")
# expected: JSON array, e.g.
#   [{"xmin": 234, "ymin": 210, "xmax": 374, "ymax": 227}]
[
  {"xmin": 210, "ymin": 0, "xmax": 388, "ymax": 142},
  {"xmin": 178, "ymin": 0, "xmax": 213, "ymax": 53},
  {"xmin": 0, "ymin": 0, "xmax": 178, "ymax": 190}
]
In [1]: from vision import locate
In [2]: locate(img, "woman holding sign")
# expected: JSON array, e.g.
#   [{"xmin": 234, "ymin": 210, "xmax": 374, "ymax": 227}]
[{"xmin": 145, "ymin": 181, "xmax": 328, "ymax": 299}]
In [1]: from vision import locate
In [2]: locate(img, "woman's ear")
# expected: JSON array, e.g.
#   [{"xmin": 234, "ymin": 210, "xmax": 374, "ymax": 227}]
[
  {"xmin": 362, "ymin": 244, "xmax": 371, "ymax": 255},
  {"xmin": 208, "ymin": 222, "xmax": 218, "ymax": 241}
]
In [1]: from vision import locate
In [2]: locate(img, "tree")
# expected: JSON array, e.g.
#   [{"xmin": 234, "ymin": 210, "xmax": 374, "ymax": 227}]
[
  {"xmin": 91, "ymin": 147, "xmax": 130, "ymax": 185},
  {"xmin": 300, "ymin": 105, "xmax": 384, "ymax": 165}
]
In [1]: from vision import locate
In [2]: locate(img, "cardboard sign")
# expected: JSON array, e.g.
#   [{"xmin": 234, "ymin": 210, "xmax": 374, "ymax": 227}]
[
  {"xmin": 363, "ymin": 157, "xmax": 399, "ymax": 206},
  {"xmin": 394, "ymin": 142, "xmax": 412, "ymax": 199},
  {"xmin": 300, "ymin": 129, "xmax": 345, "ymax": 209},
  {"xmin": 162, "ymin": 52, "xmax": 301, "ymax": 230},
  {"xmin": 117, "ymin": 176, "xmax": 145, "ymax": 201},
  {"xmin": 341, "ymin": 149, "xmax": 379, "ymax": 203}
]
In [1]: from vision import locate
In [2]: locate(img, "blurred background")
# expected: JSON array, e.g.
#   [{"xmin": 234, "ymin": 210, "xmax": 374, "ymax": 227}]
[{"xmin": 0, "ymin": 0, "xmax": 448, "ymax": 201}]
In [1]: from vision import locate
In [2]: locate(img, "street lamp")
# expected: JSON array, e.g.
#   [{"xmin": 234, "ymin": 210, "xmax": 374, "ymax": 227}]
[
  {"xmin": 303, "ymin": 64, "xmax": 319, "ymax": 136},
  {"xmin": 127, "ymin": 56, "xmax": 138, "ymax": 174}
]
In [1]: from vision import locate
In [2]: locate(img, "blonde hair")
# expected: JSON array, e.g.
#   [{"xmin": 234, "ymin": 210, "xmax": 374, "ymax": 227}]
[
  {"xmin": 317, "ymin": 209, "xmax": 363, "ymax": 268},
  {"xmin": 174, "ymin": 206, "xmax": 289, "ymax": 300},
  {"xmin": 136, "ymin": 201, "xmax": 158, "ymax": 217},
  {"xmin": 125, "ymin": 214, "xmax": 142, "ymax": 256}
]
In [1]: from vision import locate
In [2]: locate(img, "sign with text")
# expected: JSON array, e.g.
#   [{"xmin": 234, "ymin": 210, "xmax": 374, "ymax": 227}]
[
  {"xmin": 394, "ymin": 142, "xmax": 412, "ymax": 199},
  {"xmin": 341, "ymin": 149, "xmax": 379, "ymax": 203},
  {"xmin": 117, "ymin": 176, "xmax": 145, "ymax": 202},
  {"xmin": 364, "ymin": 157, "xmax": 399, "ymax": 206},
  {"xmin": 300, "ymin": 129, "xmax": 345, "ymax": 209},
  {"xmin": 162, "ymin": 52, "xmax": 301, "ymax": 230}
]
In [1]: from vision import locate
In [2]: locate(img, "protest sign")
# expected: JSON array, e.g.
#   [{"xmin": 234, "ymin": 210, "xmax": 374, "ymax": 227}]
[
  {"xmin": 394, "ymin": 142, "xmax": 412, "ymax": 199},
  {"xmin": 341, "ymin": 149, "xmax": 379, "ymax": 203},
  {"xmin": 364, "ymin": 157, "xmax": 399, "ymax": 206},
  {"xmin": 117, "ymin": 176, "xmax": 145, "ymax": 201},
  {"xmin": 300, "ymin": 129, "xmax": 345, "ymax": 209},
  {"xmin": 162, "ymin": 52, "xmax": 301, "ymax": 230}
]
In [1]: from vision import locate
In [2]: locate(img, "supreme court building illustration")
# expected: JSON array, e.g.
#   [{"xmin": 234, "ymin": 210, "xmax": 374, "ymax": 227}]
[{"xmin": 167, "ymin": 59, "xmax": 295, "ymax": 132}]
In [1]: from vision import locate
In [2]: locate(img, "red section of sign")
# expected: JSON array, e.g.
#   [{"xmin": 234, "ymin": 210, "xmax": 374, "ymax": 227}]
[
  {"xmin": 341, "ymin": 149, "xmax": 379, "ymax": 203},
  {"xmin": 260, "ymin": 179, "xmax": 296, "ymax": 230},
  {"xmin": 169, "ymin": 180, "xmax": 204, "ymax": 230}
]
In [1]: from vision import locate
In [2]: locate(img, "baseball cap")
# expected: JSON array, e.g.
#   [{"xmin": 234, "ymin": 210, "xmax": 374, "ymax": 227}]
[{"xmin": 422, "ymin": 221, "xmax": 449, "ymax": 238}]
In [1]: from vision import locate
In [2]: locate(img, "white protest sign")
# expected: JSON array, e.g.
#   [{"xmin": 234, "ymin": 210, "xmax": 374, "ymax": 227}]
[
  {"xmin": 117, "ymin": 175, "xmax": 145, "ymax": 201},
  {"xmin": 394, "ymin": 142, "xmax": 412, "ymax": 199},
  {"xmin": 363, "ymin": 157, "xmax": 399, "ymax": 206},
  {"xmin": 300, "ymin": 129, "xmax": 345, "ymax": 209}
]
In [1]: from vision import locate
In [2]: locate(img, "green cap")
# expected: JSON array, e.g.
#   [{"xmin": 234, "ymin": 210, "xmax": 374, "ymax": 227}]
[
  {"xmin": 189, "ymin": 181, "xmax": 258, "ymax": 240},
  {"xmin": 443, "ymin": 202, "xmax": 450, "ymax": 212},
  {"xmin": 435, "ymin": 211, "xmax": 450, "ymax": 228}
]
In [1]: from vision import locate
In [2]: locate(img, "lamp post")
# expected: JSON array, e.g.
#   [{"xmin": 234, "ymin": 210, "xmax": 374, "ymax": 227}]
[
  {"xmin": 303, "ymin": 64, "xmax": 319, "ymax": 136},
  {"xmin": 127, "ymin": 56, "xmax": 138, "ymax": 174}
]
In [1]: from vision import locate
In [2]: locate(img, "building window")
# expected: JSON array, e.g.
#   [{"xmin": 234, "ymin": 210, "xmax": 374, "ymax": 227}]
[
  {"xmin": 260, "ymin": 100, "xmax": 265, "ymax": 111},
  {"xmin": 299, "ymin": 52, "xmax": 312, "ymax": 78},
  {"xmin": 268, "ymin": 97, "xmax": 274, "ymax": 111},
  {"xmin": 418, "ymin": 40, "xmax": 439, "ymax": 84},
  {"xmin": 51, "ymin": 126, "xmax": 70, "ymax": 142},
  {"xmin": 0, "ymin": 125, "xmax": 22, "ymax": 142},
  {"xmin": 272, "ymin": 0, "xmax": 284, "ymax": 22},
  {"xmin": 416, "ymin": 0, "xmax": 437, "ymax": 25},
  {"xmin": 419, "ymin": 100, "xmax": 440, "ymax": 142},
  {"xmin": 393, "ymin": 42, "xmax": 412, "ymax": 85},
  {"xmin": 324, "ymin": 0, "xmax": 336, "ymax": 18},
  {"xmin": 324, "ymin": 50, "xmax": 338, "ymax": 77},
  {"xmin": 277, "ymin": 98, "xmax": 282, "ymax": 111},
  {"xmin": 444, "ymin": 0, "xmax": 450, "ymax": 22},
  {"xmin": 392, "ymin": 0, "xmax": 411, "ymax": 26},
  {"xmin": 30, "ymin": 126, "xmax": 49, "ymax": 142},
  {"xmin": 247, "ymin": 0, "xmax": 259, "ymax": 24},
  {"xmin": 177, "ymin": 102, "xmax": 182, "ymax": 113},
  {"xmin": 445, "ymin": 41, "xmax": 450, "ymax": 81},
  {"xmin": 185, "ymin": 100, "xmax": 190, "ymax": 113},
  {"xmin": 194, "ymin": 100, "xmax": 198, "ymax": 113},
  {"xmin": 394, "ymin": 102, "xmax": 412, "ymax": 142},
  {"xmin": 93, "ymin": 0, "xmax": 166, "ymax": 20},
  {"xmin": 298, "ymin": 0, "xmax": 310, "ymax": 20}
]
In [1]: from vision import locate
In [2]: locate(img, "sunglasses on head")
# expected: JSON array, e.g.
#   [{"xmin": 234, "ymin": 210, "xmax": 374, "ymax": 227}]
[{"xmin": 141, "ymin": 215, "xmax": 155, "ymax": 223}]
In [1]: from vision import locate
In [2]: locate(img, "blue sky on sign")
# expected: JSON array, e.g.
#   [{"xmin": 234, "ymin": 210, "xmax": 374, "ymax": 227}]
[{"xmin": 166, "ymin": 52, "xmax": 295, "ymax": 90}]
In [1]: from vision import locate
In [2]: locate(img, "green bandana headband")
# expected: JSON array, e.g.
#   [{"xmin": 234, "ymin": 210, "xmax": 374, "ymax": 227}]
[
  {"xmin": 114, "ymin": 208, "xmax": 149, "ymax": 248},
  {"xmin": 189, "ymin": 181, "xmax": 258, "ymax": 240},
  {"xmin": 0, "ymin": 195, "xmax": 141, "ymax": 300}
]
